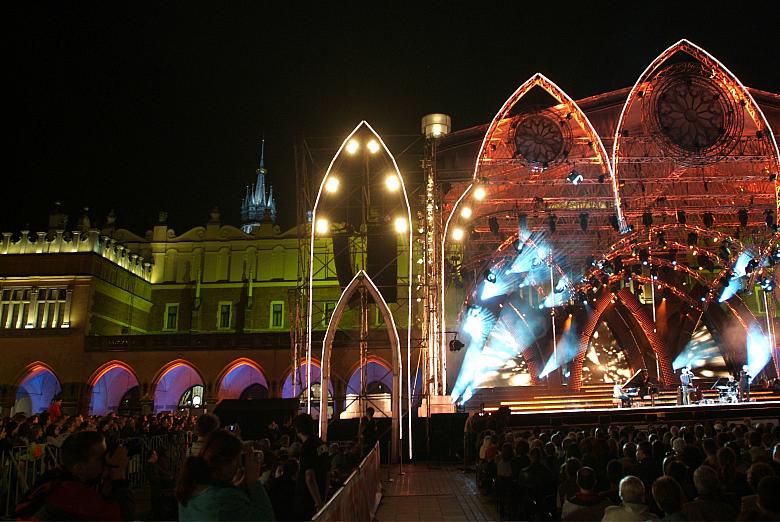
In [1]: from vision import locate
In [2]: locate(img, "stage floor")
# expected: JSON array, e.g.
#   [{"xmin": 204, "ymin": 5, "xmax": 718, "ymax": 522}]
[{"xmin": 485, "ymin": 398, "xmax": 780, "ymax": 428}]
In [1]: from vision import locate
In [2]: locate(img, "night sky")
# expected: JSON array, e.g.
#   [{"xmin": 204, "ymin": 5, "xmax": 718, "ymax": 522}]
[{"xmin": 7, "ymin": 4, "xmax": 780, "ymax": 235}]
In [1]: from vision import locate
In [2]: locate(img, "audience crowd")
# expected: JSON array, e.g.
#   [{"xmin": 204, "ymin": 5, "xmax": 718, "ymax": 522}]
[
  {"xmin": 471, "ymin": 411, "xmax": 780, "ymax": 521},
  {"xmin": 2, "ymin": 402, "xmax": 370, "ymax": 521}
]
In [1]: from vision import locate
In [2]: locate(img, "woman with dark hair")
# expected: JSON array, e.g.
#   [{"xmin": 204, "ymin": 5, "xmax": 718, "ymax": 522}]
[{"xmin": 176, "ymin": 429, "xmax": 274, "ymax": 521}]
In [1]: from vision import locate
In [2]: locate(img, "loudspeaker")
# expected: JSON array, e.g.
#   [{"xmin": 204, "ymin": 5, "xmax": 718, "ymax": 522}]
[
  {"xmin": 332, "ymin": 233, "xmax": 353, "ymax": 290},
  {"xmin": 213, "ymin": 399, "xmax": 299, "ymax": 440},
  {"xmin": 367, "ymin": 222, "xmax": 397, "ymax": 302}
]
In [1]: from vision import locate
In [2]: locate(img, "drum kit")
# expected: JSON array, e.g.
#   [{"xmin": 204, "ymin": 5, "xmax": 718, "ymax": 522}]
[{"xmin": 715, "ymin": 382, "xmax": 740, "ymax": 403}]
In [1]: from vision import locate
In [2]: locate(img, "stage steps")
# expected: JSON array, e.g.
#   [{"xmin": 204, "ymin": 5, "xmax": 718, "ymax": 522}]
[{"xmin": 467, "ymin": 384, "xmax": 780, "ymax": 413}]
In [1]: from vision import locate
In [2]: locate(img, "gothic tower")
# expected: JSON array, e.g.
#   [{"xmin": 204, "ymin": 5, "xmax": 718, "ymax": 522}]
[{"xmin": 240, "ymin": 140, "xmax": 277, "ymax": 233}]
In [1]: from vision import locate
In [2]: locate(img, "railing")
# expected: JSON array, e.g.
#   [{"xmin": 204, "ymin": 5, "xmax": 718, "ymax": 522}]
[
  {"xmin": 313, "ymin": 442, "xmax": 381, "ymax": 522},
  {"xmin": 1, "ymin": 434, "xmax": 188, "ymax": 519}
]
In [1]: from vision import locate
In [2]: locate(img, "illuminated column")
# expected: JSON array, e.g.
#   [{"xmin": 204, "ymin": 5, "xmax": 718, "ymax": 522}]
[{"xmin": 422, "ymin": 114, "xmax": 451, "ymax": 398}]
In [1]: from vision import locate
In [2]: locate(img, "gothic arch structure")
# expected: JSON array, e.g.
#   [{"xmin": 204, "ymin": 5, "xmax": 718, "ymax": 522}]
[{"xmin": 319, "ymin": 270, "xmax": 402, "ymax": 461}]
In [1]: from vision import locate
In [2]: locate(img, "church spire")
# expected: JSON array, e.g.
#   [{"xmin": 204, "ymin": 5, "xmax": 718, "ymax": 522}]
[
  {"xmin": 241, "ymin": 138, "xmax": 277, "ymax": 233},
  {"xmin": 259, "ymin": 136, "xmax": 265, "ymax": 170}
]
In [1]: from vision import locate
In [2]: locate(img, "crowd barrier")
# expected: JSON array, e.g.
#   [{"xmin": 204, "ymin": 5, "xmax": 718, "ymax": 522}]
[
  {"xmin": 0, "ymin": 433, "xmax": 186, "ymax": 518},
  {"xmin": 313, "ymin": 442, "xmax": 382, "ymax": 522}
]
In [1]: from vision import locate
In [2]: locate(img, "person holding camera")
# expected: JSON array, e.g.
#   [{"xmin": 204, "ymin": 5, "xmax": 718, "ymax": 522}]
[
  {"xmin": 15, "ymin": 431, "xmax": 134, "ymax": 520},
  {"xmin": 176, "ymin": 429, "xmax": 274, "ymax": 521}
]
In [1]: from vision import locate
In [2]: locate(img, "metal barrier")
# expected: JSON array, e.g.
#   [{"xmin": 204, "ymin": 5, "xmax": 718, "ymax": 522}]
[
  {"xmin": 312, "ymin": 442, "xmax": 381, "ymax": 522},
  {"xmin": 1, "ymin": 433, "xmax": 188, "ymax": 518}
]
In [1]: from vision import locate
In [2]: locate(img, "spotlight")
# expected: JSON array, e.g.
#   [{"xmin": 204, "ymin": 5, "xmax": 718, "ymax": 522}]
[
  {"xmin": 460, "ymin": 206, "xmax": 472, "ymax": 219},
  {"xmin": 385, "ymin": 174, "xmax": 400, "ymax": 191},
  {"xmin": 488, "ymin": 216, "xmax": 500, "ymax": 236},
  {"xmin": 687, "ymin": 232, "xmax": 698, "ymax": 248},
  {"xmin": 579, "ymin": 213, "xmax": 589, "ymax": 232},
  {"xmin": 639, "ymin": 248, "xmax": 650, "ymax": 266},
  {"xmin": 473, "ymin": 186, "xmax": 486, "ymax": 201},
  {"xmin": 770, "ymin": 248, "xmax": 780, "ymax": 265},
  {"xmin": 394, "ymin": 217, "xmax": 408, "ymax": 234},
  {"xmin": 315, "ymin": 218, "xmax": 330, "ymax": 235},
  {"xmin": 345, "ymin": 139, "xmax": 359, "ymax": 154},
  {"xmin": 484, "ymin": 270, "xmax": 497, "ymax": 283},
  {"xmin": 567, "ymin": 171, "xmax": 584, "ymax": 185},
  {"xmin": 668, "ymin": 248, "xmax": 678, "ymax": 265},
  {"xmin": 518, "ymin": 213, "xmax": 527, "ymax": 232},
  {"xmin": 642, "ymin": 211, "xmax": 653, "ymax": 227},
  {"xmin": 325, "ymin": 176, "xmax": 340, "ymax": 193},
  {"xmin": 449, "ymin": 338, "xmax": 465, "ymax": 352},
  {"xmin": 366, "ymin": 139, "xmax": 380, "ymax": 154},
  {"xmin": 765, "ymin": 210, "xmax": 776, "ymax": 229},
  {"xmin": 451, "ymin": 227, "xmax": 465, "ymax": 241},
  {"xmin": 738, "ymin": 209, "xmax": 749, "ymax": 227},
  {"xmin": 548, "ymin": 214, "xmax": 557, "ymax": 233},
  {"xmin": 719, "ymin": 240, "xmax": 732, "ymax": 262},
  {"xmin": 513, "ymin": 239, "xmax": 525, "ymax": 254},
  {"xmin": 703, "ymin": 212, "xmax": 715, "ymax": 228},
  {"xmin": 609, "ymin": 214, "xmax": 620, "ymax": 231},
  {"xmin": 677, "ymin": 210, "xmax": 687, "ymax": 225},
  {"xmin": 745, "ymin": 258, "xmax": 760, "ymax": 274},
  {"xmin": 760, "ymin": 276, "xmax": 776, "ymax": 292},
  {"xmin": 657, "ymin": 231, "xmax": 666, "ymax": 248}
]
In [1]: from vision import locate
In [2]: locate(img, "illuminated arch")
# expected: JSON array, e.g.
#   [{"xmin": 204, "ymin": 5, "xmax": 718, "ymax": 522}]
[
  {"xmin": 87, "ymin": 361, "xmax": 140, "ymax": 416},
  {"xmin": 306, "ymin": 121, "xmax": 413, "ymax": 458},
  {"xmin": 215, "ymin": 358, "xmax": 268, "ymax": 402},
  {"xmin": 613, "ymin": 39, "xmax": 780, "ymax": 229},
  {"xmin": 319, "ymin": 271, "xmax": 402, "ymax": 460},
  {"xmin": 152, "ymin": 360, "xmax": 205, "ymax": 413},
  {"xmin": 442, "ymin": 73, "xmax": 624, "ymax": 395},
  {"xmin": 13, "ymin": 362, "xmax": 62, "ymax": 416}
]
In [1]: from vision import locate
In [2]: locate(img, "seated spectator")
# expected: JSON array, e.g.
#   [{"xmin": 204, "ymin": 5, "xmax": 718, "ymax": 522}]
[
  {"xmin": 561, "ymin": 466, "xmax": 612, "ymax": 521},
  {"xmin": 747, "ymin": 431, "xmax": 769, "ymax": 464},
  {"xmin": 635, "ymin": 441, "xmax": 662, "ymax": 493},
  {"xmin": 602, "ymin": 475, "xmax": 658, "ymax": 521},
  {"xmin": 558, "ymin": 457, "xmax": 582, "ymax": 512},
  {"xmin": 15, "ymin": 431, "xmax": 133, "ymax": 520},
  {"xmin": 739, "ymin": 463, "xmax": 775, "ymax": 517},
  {"xmin": 599, "ymin": 460, "xmax": 624, "ymax": 505},
  {"xmin": 177, "ymin": 429, "xmax": 273, "ymax": 521},
  {"xmin": 683, "ymin": 465, "xmax": 737, "ymax": 521},
  {"xmin": 190, "ymin": 414, "xmax": 220, "ymax": 456},
  {"xmin": 652, "ymin": 476, "xmax": 687, "ymax": 521}
]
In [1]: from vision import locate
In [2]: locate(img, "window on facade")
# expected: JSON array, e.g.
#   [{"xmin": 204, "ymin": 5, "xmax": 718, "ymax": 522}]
[
  {"xmin": 323, "ymin": 301, "xmax": 336, "ymax": 327},
  {"xmin": 218, "ymin": 302, "xmax": 232, "ymax": 329},
  {"xmin": 1, "ymin": 286, "xmax": 69, "ymax": 329},
  {"xmin": 164, "ymin": 304, "xmax": 179, "ymax": 331},
  {"xmin": 270, "ymin": 301, "xmax": 284, "ymax": 329}
]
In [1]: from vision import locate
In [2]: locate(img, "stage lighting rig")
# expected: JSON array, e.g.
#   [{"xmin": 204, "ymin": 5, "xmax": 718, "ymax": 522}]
[
  {"xmin": 548, "ymin": 214, "xmax": 557, "ymax": 233},
  {"xmin": 745, "ymin": 258, "xmax": 760, "ymax": 274},
  {"xmin": 703, "ymin": 212, "xmax": 715, "ymax": 228},
  {"xmin": 449, "ymin": 338, "xmax": 465, "ymax": 352},
  {"xmin": 484, "ymin": 269, "xmax": 497, "ymax": 283},
  {"xmin": 719, "ymin": 241, "xmax": 732, "ymax": 262},
  {"xmin": 639, "ymin": 248, "xmax": 650, "ymax": 266},
  {"xmin": 668, "ymin": 248, "xmax": 678, "ymax": 265},
  {"xmin": 488, "ymin": 216, "xmax": 500, "ymax": 236},
  {"xmin": 760, "ymin": 276, "xmax": 776, "ymax": 292},
  {"xmin": 687, "ymin": 232, "xmax": 698, "ymax": 248},
  {"xmin": 765, "ymin": 210, "xmax": 777, "ymax": 230},
  {"xmin": 677, "ymin": 210, "xmax": 687, "ymax": 225},
  {"xmin": 738, "ymin": 209, "xmax": 749, "ymax": 227},
  {"xmin": 567, "ymin": 171, "xmax": 584, "ymax": 185},
  {"xmin": 657, "ymin": 231, "xmax": 666, "ymax": 248},
  {"xmin": 579, "ymin": 213, "xmax": 589, "ymax": 232},
  {"xmin": 642, "ymin": 212, "xmax": 653, "ymax": 228}
]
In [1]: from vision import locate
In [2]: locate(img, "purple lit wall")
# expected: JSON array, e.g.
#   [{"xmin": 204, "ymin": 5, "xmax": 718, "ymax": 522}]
[
  {"xmin": 15, "ymin": 368, "xmax": 61, "ymax": 415},
  {"xmin": 346, "ymin": 361, "xmax": 393, "ymax": 394},
  {"xmin": 282, "ymin": 363, "xmax": 333, "ymax": 398},
  {"xmin": 218, "ymin": 364, "xmax": 268, "ymax": 402},
  {"xmin": 154, "ymin": 364, "xmax": 202, "ymax": 412},
  {"xmin": 90, "ymin": 366, "xmax": 139, "ymax": 415}
]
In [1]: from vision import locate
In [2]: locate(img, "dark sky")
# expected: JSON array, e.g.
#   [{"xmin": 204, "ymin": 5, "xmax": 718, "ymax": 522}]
[{"xmin": 7, "ymin": 3, "xmax": 780, "ymax": 235}]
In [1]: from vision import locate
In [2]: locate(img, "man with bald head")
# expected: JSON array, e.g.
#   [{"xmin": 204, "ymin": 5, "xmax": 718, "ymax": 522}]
[{"xmin": 602, "ymin": 475, "xmax": 658, "ymax": 521}]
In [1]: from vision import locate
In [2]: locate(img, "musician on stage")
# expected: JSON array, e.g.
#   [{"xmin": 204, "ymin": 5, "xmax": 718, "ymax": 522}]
[
  {"xmin": 613, "ymin": 381, "xmax": 631, "ymax": 408},
  {"xmin": 738, "ymin": 365, "xmax": 751, "ymax": 402},
  {"xmin": 680, "ymin": 366, "xmax": 694, "ymax": 405}
]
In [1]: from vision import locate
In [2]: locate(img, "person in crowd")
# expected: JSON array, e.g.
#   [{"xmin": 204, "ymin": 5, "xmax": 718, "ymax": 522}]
[
  {"xmin": 47, "ymin": 395, "xmax": 63, "ymax": 423},
  {"xmin": 268, "ymin": 458, "xmax": 298, "ymax": 521},
  {"xmin": 15, "ymin": 431, "xmax": 133, "ymax": 520},
  {"xmin": 599, "ymin": 460, "xmax": 625, "ymax": 505},
  {"xmin": 293, "ymin": 413, "xmax": 329, "ymax": 520},
  {"xmin": 602, "ymin": 475, "xmax": 658, "ymax": 521},
  {"xmin": 358, "ymin": 407, "xmax": 378, "ymax": 457},
  {"xmin": 561, "ymin": 466, "xmax": 612, "ymax": 520},
  {"xmin": 190, "ymin": 413, "xmax": 221, "ymax": 456},
  {"xmin": 651, "ymin": 476, "xmax": 687, "ymax": 521},
  {"xmin": 557, "ymin": 457, "xmax": 582, "ymax": 512},
  {"xmin": 176, "ymin": 429, "xmax": 274, "ymax": 521},
  {"xmin": 147, "ymin": 448, "xmax": 177, "ymax": 521},
  {"xmin": 739, "ymin": 462, "xmax": 775, "ymax": 517},
  {"xmin": 635, "ymin": 441, "xmax": 661, "ymax": 493},
  {"xmin": 683, "ymin": 465, "xmax": 737, "ymax": 521}
]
